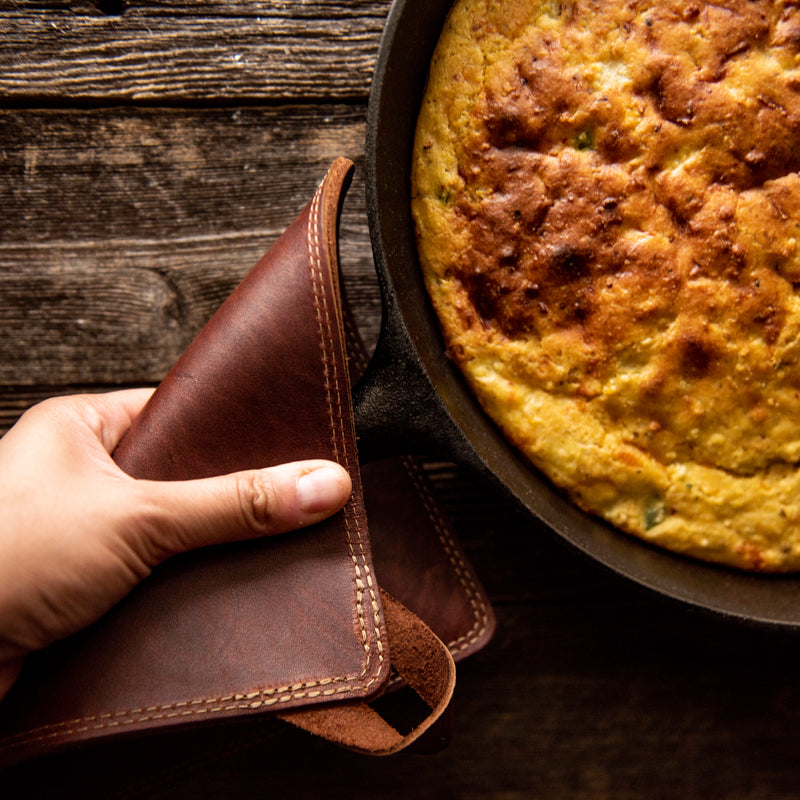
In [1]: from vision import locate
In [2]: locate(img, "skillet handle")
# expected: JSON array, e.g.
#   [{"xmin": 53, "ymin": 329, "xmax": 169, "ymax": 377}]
[{"xmin": 352, "ymin": 289, "xmax": 480, "ymax": 468}]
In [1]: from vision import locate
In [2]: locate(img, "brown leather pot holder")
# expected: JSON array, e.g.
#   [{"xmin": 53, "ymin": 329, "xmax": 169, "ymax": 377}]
[{"xmin": 0, "ymin": 159, "xmax": 494, "ymax": 769}]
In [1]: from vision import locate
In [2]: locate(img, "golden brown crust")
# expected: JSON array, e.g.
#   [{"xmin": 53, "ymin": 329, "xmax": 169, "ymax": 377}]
[{"xmin": 412, "ymin": 0, "xmax": 800, "ymax": 571}]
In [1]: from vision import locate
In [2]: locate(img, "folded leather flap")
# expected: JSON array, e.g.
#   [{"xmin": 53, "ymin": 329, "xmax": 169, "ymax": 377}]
[{"xmin": 0, "ymin": 158, "xmax": 391, "ymax": 766}]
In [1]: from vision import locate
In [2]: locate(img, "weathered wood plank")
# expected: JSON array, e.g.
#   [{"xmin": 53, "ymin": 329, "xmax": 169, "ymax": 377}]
[
  {"xmin": 0, "ymin": 105, "xmax": 381, "ymax": 417},
  {"xmin": 0, "ymin": 1, "xmax": 391, "ymax": 102},
  {"xmin": 0, "ymin": 106, "xmax": 369, "ymax": 240},
  {"xmin": 0, "ymin": 219, "xmax": 378, "ymax": 384},
  {"xmin": 2, "ymin": 1, "xmax": 386, "ymax": 16}
]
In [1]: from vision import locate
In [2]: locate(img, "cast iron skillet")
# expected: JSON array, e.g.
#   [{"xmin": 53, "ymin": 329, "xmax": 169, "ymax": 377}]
[{"xmin": 352, "ymin": 0, "xmax": 800, "ymax": 629}]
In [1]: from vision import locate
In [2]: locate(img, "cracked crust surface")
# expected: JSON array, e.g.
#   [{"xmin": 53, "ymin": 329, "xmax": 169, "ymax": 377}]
[{"xmin": 412, "ymin": 0, "xmax": 800, "ymax": 571}]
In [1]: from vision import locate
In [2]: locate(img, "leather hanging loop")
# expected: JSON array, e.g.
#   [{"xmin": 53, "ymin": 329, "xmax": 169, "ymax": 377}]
[{"xmin": 279, "ymin": 590, "xmax": 456, "ymax": 756}]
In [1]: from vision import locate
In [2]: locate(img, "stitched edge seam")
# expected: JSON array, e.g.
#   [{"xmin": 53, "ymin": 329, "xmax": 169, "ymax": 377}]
[
  {"xmin": 306, "ymin": 176, "xmax": 385, "ymax": 686},
  {"xmin": 0, "ymin": 683, "xmax": 368, "ymax": 748},
  {"xmin": 400, "ymin": 456, "xmax": 491, "ymax": 654},
  {"xmin": 341, "ymin": 299, "xmax": 491, "ymax": 655}
]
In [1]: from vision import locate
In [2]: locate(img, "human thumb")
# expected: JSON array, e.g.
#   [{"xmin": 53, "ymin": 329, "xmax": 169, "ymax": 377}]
[{"xmin": 127, "ymin": 459, "xmax": 353, "ymax": 565}]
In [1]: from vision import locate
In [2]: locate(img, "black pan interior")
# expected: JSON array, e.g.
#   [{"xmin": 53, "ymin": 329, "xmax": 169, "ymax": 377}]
[{"xmin": 364, "ymin": 0, "xmax": 800, "ymax": 628}]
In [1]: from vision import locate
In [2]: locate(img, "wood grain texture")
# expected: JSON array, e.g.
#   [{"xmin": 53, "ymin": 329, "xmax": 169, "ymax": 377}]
[
  {"xmin": 0, "ymin": 1, "xmax": 391, "ymax": 102},
  {"xmin": 0, "ymin": 105, "xmax": 379, "ymax": 421},
  {"xmin": 4, "ymin": 2, "xmax": 800, "ymax": 798}
]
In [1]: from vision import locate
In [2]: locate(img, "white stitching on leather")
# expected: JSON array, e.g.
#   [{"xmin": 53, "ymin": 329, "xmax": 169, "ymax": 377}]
[
  {"xmin": 0, "ymin": 683, "xmax": 370, "ymax": 748},
  {"xmin": 341, "ymin": 307, "xmax": 491, "ymax": 656},
  {"xmin": 400, "ymin": 457, "xmax": 491, "ymax": 654},
  {"xmin": 307, "ymin": 172, "xmax": 385, "ymax": 687}
]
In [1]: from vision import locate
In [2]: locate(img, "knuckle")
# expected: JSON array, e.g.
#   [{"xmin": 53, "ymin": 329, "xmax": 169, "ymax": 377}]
[
  {"xmin": 237, "ymin": 471, "xmax": 276, "ymax": 533},
  {"xmin": 26, "ymin": 393, "xmax": 105, "ymax": 439},
  {"xmin": 22, "ymin": 395, "xmax": 72, "ymax": 426},
  {"xmin": 125, "ymin": 485, "xmax": 184, "ymax": 565}
]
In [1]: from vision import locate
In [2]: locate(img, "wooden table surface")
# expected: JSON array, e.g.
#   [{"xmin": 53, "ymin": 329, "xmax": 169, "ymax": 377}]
[{"xmin": 3, "ymin": 2, "xmax": 800, "ymax": 798}]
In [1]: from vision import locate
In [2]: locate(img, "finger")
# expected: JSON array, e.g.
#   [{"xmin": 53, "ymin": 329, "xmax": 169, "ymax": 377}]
[
  {"xmin": 12, "ymin": 388, "xmax": 156, "ymax": 455},
  {"xmin": 132, "ymin": 460, "xmax": 353, "ymax": 564},
  {"xmin": 1, "ymin": 388, "xmax": 154, "ymax": 467},
  {"xmin": 78, "ymin": 388, "xmax": 157, "ymax": 452}
]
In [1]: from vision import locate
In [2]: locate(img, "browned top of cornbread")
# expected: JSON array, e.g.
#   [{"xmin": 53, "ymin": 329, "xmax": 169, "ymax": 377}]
[{"xmin": 412, "ymin": 0, "xmax": 800, "ymax": 570}]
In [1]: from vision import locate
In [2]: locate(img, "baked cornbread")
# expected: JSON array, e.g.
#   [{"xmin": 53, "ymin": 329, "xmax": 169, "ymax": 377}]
[{"xmin": 411, "ymin": 0, "xmax": 800, "ymax": 571}]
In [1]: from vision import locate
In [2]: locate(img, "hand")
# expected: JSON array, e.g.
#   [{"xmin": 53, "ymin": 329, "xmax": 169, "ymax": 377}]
[{"xmin": 0, "ymin": 389, "xmax": 352, "ymax": 699}]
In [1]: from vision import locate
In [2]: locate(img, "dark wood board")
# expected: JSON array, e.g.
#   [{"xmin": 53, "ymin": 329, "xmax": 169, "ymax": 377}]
[{"xmin": 2, "ymin": 2, "xmax": 800, "ymax": 798}]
